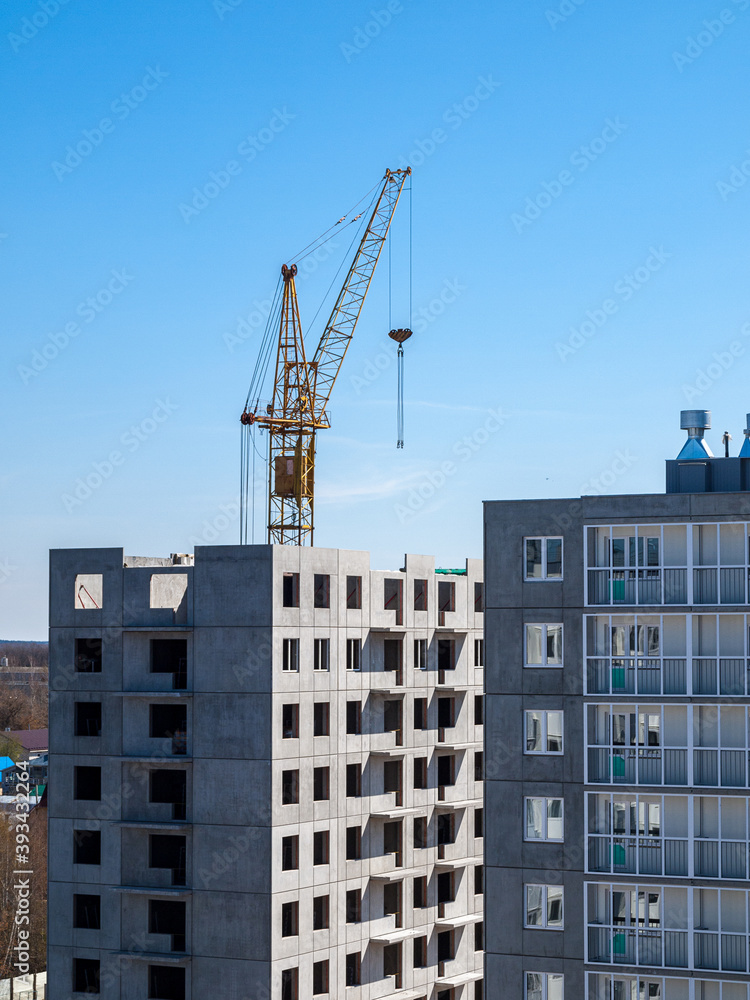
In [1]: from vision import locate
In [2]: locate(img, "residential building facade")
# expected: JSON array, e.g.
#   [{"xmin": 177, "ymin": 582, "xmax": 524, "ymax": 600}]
[
  {"xmin": 48, "ymin": 545, "xmax": 484, "ymax": 999},
  {"xmin": 485, "ymin": 411, "xmax": 750, "ymax": 1000}
]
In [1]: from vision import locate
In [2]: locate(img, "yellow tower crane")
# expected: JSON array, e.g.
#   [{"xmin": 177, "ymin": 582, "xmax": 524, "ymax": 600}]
[{"xmin": 240, "ymin": 167, "xmax": 411, "ymax": 546}]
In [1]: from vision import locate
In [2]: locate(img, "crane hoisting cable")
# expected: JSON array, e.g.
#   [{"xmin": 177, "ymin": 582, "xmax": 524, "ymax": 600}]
[
  {"xmin": 240, "ymin": 167, "xmax": 411, "ymax": 545},
  {"xmin": 388, "ymin": 328, "xmax": 412, "ymax": 448}
]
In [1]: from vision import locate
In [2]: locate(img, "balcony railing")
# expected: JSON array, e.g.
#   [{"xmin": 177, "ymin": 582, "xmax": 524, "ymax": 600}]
[{"xmin": 588, "ymin": 566, "xmax": 750, "ymax": 606}]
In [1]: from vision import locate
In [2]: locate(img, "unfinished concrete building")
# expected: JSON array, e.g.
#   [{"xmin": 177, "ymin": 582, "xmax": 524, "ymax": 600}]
[{"xmin": 48, "ymin": 545, "xmax": 485, "ymax": 1000}]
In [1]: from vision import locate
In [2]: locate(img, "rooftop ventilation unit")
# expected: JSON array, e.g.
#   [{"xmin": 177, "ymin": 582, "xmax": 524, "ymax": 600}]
[
  {"xmin": 740, "ymin": 414, "xmax": 750, "ymax": 459},
  {"xmin": 677, "ymin": 409, "xmax": 713, "ymax": 460}
]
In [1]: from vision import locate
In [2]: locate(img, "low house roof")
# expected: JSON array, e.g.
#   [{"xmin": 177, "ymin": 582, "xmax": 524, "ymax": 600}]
[{"xmin": 8, "ymin": 729, "xmax": 48, "ymax": 753}]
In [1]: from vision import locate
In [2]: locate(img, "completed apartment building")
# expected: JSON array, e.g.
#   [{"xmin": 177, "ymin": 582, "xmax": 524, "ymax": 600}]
[
  {"xmin": 48, "ymin": 545, "xmax": 485, "ymax": 999},
  {"xmin": 485, "ymin": 411, "xmax": 750, "ymax": 1000}
]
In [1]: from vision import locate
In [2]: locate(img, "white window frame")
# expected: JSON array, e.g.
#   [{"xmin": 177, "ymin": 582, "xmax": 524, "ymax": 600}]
[
  {"xmin": 282, "ymin": 638, "xmax": 299, "ymax": 672},
  {"xmin": 524, "ymin": 710, "xmax": 564, "ymax": 755},
  {"xmin": 524, "ymin": 883, "xmax": 564, "ymax": 930},
  {"xmin": 524, "ymin": 796, "xmax": 564, "ymax": 842},
  {"xmin": 313, "ymin": 638, "xmax": 329, "ymax": 672},
  {"xmin": 414, "ymin": 637, "xmax": 427, "ymax": 670},
  {"xmin": 525, "ymin": 972, "xmax": 563, "ymax": 1000},
  {"xmin": 346, "ymin": 637, "xmax": 361, "ymax": 671},
  {"xmin": 524, "ymin": 536, "xmax": 563, "ymax": 581},
  {"xmin": 524, "ymin": 623, "xmax": 563, "ymax": 667}
]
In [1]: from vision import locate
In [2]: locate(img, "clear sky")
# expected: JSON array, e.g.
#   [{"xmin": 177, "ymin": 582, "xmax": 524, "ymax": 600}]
[{"xmin": 4, "ymin": 0, "xmax": 750, "ymax": 639}]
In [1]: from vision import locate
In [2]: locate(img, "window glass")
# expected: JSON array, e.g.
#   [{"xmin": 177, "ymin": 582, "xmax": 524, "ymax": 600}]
[
  {"xmin": 546, "ymin": 539, "xmax": 562, "ymax": 578},
  {"xmin": 547, "ymin": 625, "xmax": 563, "ymax": 664},
  {"xmin": 526, "ymin": 625, "xmax": 543, "ymax": 665},
  {"xmin": 526, "ymin": 539, "xmax": 543, "ymax": 579}
]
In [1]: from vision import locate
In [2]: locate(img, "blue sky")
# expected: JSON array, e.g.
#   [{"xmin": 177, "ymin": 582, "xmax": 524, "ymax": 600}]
[{"xmin": 4, "ymin": 0, "xmax": 750, "ymax": 638}]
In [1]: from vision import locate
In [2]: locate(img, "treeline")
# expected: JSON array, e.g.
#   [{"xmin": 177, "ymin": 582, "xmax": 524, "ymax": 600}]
[{"xmin": 0, "ymin": 641, "xmax": 48, "ymax": 668}]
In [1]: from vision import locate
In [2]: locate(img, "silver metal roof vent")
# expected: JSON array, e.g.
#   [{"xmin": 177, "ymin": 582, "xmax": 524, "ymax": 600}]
[
  {"xmin": 677, "ymin": 409, "xmax": 713, "ymax": 460},
  {"xmin": 740, "ymin": 414, "xmax": 750, "ymax": 458}
]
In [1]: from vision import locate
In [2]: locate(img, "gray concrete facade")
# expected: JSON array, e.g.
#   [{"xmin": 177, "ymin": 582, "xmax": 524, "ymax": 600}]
[
  {"xmin": 484, "ymin": 492, "xmax": 750, "ymax": 1000},
  {"xmin": 48, "ymin": 545, "xmax": 484, "ymax": 1000}
]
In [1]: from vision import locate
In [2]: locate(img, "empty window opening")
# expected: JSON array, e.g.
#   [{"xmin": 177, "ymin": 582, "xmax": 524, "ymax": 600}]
[
  {"xmin": 149, "ymin": 574, "xmax": 188, "ymax": 611},
  {"xmin": 148, "ymin": 965, "xmax": 185, "ymax": 1000},
  {"xmin": 73, "ymin": 958, "xmax": 100, "ymax": 994},
  {"xmin": 475, "ymin": 920, "xmax": 484, "ymax": 951},
  {"xmin": 346, "ymin": 952, "xmax": 361, "ymax": 987},
  {"xmin": 437, "ymin": 812, "xmax": 456, "ymax": 846},
  {"xmin": 149, "ymin": 899, "xmax": 186, "ymax": 952},
  {"xmin": 438, "ymin": 580, "xmax": 455, "ymax": 615},
  {"xmin": 383, "ymin": 760, "xmax": 403, "ymax": 800},
  {"xmin": 346, "ymin": 575, "xmax": 362, "ymax": 609},
  {"xmin": 149, "ymin": 835, "xmax": 186, "ymax": 886},
  {"xmin": 282, "ymin": 638, "xmax": 299, "ymax": 672},
  {"xmin": 414, "ymin": 578, "xmax": 427, "ymax": 611},
  {"xmin": 438, "ymin": 697, "xmax": 456, "ymax": 729},
  {"xmin": 281, "ymin": 901, "xmax": 298, "ymax": 937},
  {"xmin": 414, "ymin": 874, "xmax": 428, "ymax": 907},
  {"xmin": 313, "ymin": 766, "xmax": 330, "ymax": 801},
  {"xmin": 73, "ymin": 893, "xmax": 101, "ymax": 930},
  {"xmin": 150, "ymin": 639, "xmax": 187, "ymax": 689},
  {"xmin": 312, "ymin": 894, "xmax": 329, "ymax": 930},
  {"xmin": 346, "ymin": 763, "xmax": 362, "ymax": 797},
  {"xmin": 438, "ymin": 871, "xmax": 455, "ymax": 904},
  {"xmin": 282, "ymin": 703, "xmax": 299, "ymax": 739},
  {"xmin": 312, "ymin": 959, "xmax": 329, "ymax": 995},
  {"xmin": 437, "ymin": 929, "xmax": 455, "ymax": 963},
  {"xmin": 346, "ymin": 889, "xmax": 361, "ymax": 923},
  {"xmin": 313, "ymin": 574, "xmax": 330, "ymax": 609},
  {"xmin": 74, "ymin": 766, "xmax": 101, "ymax": 802},
  {"xmin": 474, "ymin": 638, "xmax": 484, "ymax": 666},
  {"xmin": 384, "ymin": 881, "xmax": 403, "ymax": 926},
  {"xmin": 414, "ymin": 757, "xmax": 428, "ymax": 790},
  {"xmin": 346, "ymin": 825, "xmax": 362, "ymax": 860},
  {"xmin": 346, "ymin": 638, "xmax": 361, "ymax": 671},
  {"xmin": 150, "ymin": 704, "xmax": 187, "ymax": 755},
  {"xmin": 414, "ymin": 697, "xmax": 427, "ymax": 730},
  {"xmin": 383, "ymin": 820, "xmax": 402, "ymax": 863},
  {"xmin": 346, "ymin": 700, "xmax": 362, "ymax": 735},
  {"xmin": 281, "ymin": 969, "xmax": 298, "ymax": 1000},
  {"xmin": 282, "ymin": 769, "xmax": 299, "ymax": 805},
  {"xmin": 475, "ymin": 864, "xmax": 484, "ymax": 894},
  {"xmin": 414, "ymin": 816, "xmax": 428, "ymax": 849},
  {"xmin": 73, "ymin": 830, "xmax": 101, "ymax": 866},
  {"xmin": 383, "ymin": 639, "xmax": 402, "ymax": 672},
  {"xmin": 75, "ymin": 701, "xmax": 102, "ymax": 737},
  {"xmin": 75, "ymin": 574, "xmax": 102, "ymax": 610},
  {"xmin": 474, "ymin": 751, "xmax": 484, "ymax": 781},
  {"xmin": 313, "ymin": 637, "xmax": 329, "ymax": 671},
  {"xmin": 475, "ymin": 807, "xmax": 484, "ymax": 838},
  {"xmin": 414, "ymin": 935, "xmax": 427, "ymax": 968},
  {"xmin": 313, "ymin": 702, "xmax": 330, "ymax": 737},
  {"xmin": 474, "ymin": 582, "xmax": 484, "ymax": 612},
  {"xmin": 383, "ymin": 942, "xmax": 403, "ymax": 988},
  {"xmin": 474, "ymin": 695, "xmax": 484, "ymax": 726},
  {"xmin": 438, "ymin": 639, "xmax": 456, "ymax": 671},
  {"xmin": 384, "ymin": 578, "xmax": 403, "ymax": 624},
  {"xmin": 75, "ymin": 636, "xmax": 102, "ymax": 673},
  {"xmin": 384, "ymin": 700, "xmax": 403, "ymax": 741},
  {"xmin": 313, "ymin": 830, "xmax": 329, "ymax": 865},
  {"xmin": 437, "ymin": 755, "xmax": 456, "ymax": 788},
  {"xmin": 414, "ymin": 637, "xmax": 427, "ymax": 670},
  {"xmin": 149, "ymin": 769, "xmax": 187, "ymax": 821},
  {"xmin": 281, "ymin": 835, "xmax": 299, "ymax": 871},
  {"xmin": 283, "ymin": 572, "xmax": 299, "ymax": 608}
]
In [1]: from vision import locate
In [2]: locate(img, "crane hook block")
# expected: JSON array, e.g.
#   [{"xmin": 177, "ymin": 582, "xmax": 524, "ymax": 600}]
[
  {"xmin": 388, "ymin": 328, "xmax": 413, "ymax": 344},
  {"xmin": 281, "ymin": 264, "xmax": 298, "ymax": 281},
  {"xmin": 240, "ymin": 410, "xmax": 255, "ymax": 425}
]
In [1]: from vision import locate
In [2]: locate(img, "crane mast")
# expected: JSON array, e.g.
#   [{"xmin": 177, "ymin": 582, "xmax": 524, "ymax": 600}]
[{"xmin": 241, "ymin": 167, "xmax": 411, "ymax": 546}]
